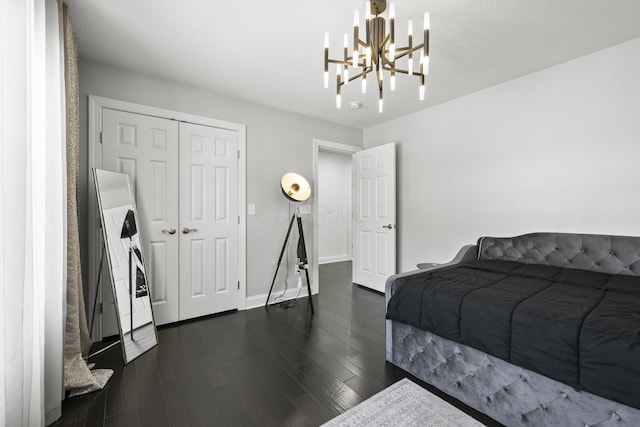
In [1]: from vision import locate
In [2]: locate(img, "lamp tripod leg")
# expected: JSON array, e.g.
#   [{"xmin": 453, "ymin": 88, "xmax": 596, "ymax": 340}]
[
  {"xmin": 296, "ymin": 215, "xmax": 314, "ymax": 315},
  {"xmin": 265, "ymin": 212, "xmax": 297, "ymax": 308}
]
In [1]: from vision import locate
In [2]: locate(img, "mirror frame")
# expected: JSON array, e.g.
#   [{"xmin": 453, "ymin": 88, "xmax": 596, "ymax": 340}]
[{"xmin": 93, "ymin": 168, "xmax": 158, "ymax": 364}]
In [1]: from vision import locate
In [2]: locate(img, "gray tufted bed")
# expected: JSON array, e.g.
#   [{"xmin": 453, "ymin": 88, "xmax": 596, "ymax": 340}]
[{"xmin": 385, "ymin": 232, "xmax": 640, "ymax": 427}]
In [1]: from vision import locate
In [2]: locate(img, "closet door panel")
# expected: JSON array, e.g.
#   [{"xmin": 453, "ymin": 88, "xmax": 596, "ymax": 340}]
[
  {"xmin": 102, "ymin": 109, "xmax": 180, "ymax": 327},
  {"xmin": 179, "ymin": 122, "xmax": 239, "ymax": 320}
]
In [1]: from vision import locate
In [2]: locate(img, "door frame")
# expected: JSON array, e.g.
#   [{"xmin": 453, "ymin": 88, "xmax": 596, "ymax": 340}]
[
  {"xmin": 311, "ymin": 139, "xmax": 361, "ymax": 291},
  {"xmin": 89, "ymin": 95, "xmax": 247, "ymax": 340}
]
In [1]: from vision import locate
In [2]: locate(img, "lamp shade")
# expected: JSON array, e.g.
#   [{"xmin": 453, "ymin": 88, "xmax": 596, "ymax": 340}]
[{"xmin": 281, "ymin": 172, "xmax": 311, "ymax": 202}]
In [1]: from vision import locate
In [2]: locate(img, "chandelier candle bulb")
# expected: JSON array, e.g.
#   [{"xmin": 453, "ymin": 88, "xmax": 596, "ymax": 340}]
[
  {"xmin": 362, "ymin": 74, "xmax": 367, "ymax": 93},
  {"xmin": 390, "ymin": 72, "xmax": 396, "ymax": 91},
  {"xmin": 343, "ymin": 33, "xmax": 349, "ymax": 61},
  {"xmin": 343, "ymin": 33, "xmax": 350, "ymax": 85},
  {"xmin": 408, "ymin": 19, "xmax": 413, "ymax": 74},
  {"xmin": 324, "ymin": 33, "xmax": 329, "ymax": 88},
  {"xmin": 336, "ymin": 64, "xmax": 342, "ymax": 109},
  {"xmin": 389, "ymin": 3, "xmax": 395, "ymax": 62},
  {"xmin": 423, "ymin": 12, "xmax": 430, "ymax": 59},
  {"xmin": 353, "ymin": 11, "xmax": 360, "ymax": 67},
  {"xmin": 419, "ymin": 83, "xmax": 425, "ymax": 101}
]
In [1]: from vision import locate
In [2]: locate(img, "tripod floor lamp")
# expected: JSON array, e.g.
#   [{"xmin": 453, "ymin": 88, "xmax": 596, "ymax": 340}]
[{"xmin": 266, "ymin": 172, "xmax": 315, "ymax": 314}]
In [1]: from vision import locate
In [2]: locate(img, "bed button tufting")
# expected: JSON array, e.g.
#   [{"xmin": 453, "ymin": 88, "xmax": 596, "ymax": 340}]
[
  {"xmin": 540, "ymin": 403, "xmax": 547, "ymax": 411},
  {"xmin": 561, "ymin": 392, "xmax": 569, "ymax": 399},
  {"xmin": 612, "ymin": 412, "xmax": 621, "ymax": 421}
]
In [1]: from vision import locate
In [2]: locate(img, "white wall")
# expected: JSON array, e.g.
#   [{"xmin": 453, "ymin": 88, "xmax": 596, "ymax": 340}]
[
  {"xmin": 364, "ymin": 37, "xmax": 640, "ymax": 273},
  {"xmin": 78, "ymin": 60, "xmax": 362, "ymax": 304},
  {"xmin": 318, "ymin": 151, "xmax": 352, "ymax": 263}
]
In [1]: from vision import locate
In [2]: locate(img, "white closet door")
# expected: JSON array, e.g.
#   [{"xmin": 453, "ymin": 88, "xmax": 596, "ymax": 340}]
[
  {"xmin": 179, "ymin": 122, "xmax": 239, "ymax": 320},
  {"xmin": 102, "ymin": 108, "xmax": 180, "ymax": 327},
  {"xmin": 352, "ymin": 142, "xmax": 396, "ymax": 292}
]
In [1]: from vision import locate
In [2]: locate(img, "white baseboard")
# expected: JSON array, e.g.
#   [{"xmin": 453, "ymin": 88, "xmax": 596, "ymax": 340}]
[
  {"xmin": 318, "ymin": 255, "xmax": 352, "ymax": 265},
  {"xmin": 245, "ymin": 284, "xmax": 318, "ymax": 310}
]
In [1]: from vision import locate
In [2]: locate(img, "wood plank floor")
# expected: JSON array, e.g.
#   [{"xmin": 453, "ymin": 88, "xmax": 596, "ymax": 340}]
[{"xmin": 55, "ymin": 261, "xmax": 501, "ymax": 426}]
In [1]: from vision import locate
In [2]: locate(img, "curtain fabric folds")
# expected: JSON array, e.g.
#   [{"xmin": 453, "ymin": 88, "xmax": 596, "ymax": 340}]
[{"xmin": 62, "ymin": 4, "xmax": 113, "ymax": 398}]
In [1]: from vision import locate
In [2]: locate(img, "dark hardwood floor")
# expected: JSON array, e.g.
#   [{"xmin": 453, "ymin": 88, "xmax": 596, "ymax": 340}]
[{"xmin": 55, "ymin": 261, "xmax": 500, "ymax": 426}]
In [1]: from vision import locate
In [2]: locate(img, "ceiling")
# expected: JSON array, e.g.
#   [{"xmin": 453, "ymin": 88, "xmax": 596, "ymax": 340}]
[{"xmin": 66, "ymin": 0, "xmax": 640, "ymax": 129}]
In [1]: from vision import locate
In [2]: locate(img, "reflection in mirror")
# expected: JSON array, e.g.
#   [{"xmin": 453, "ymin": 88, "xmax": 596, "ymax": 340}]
[{"xmin": 93, "ymin": 169, "xmax": 158, "ymax": 364}]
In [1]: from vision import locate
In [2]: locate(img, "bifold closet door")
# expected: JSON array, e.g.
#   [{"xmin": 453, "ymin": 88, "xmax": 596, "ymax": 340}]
[
  {"xmin": 179, "ymin": 122, "xmax": 239, "ymax": 321},
  {"xmin": 101, "ymin": 108, "xmax": 180, "ymax": 327}
]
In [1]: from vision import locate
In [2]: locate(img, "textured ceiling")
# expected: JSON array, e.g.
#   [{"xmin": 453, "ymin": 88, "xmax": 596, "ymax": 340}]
[{"xmin": 66, "ymin": 0, "xmax": 640, "ymax": 129}]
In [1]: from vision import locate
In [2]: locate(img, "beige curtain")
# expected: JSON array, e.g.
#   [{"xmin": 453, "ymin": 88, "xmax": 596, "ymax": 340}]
[{"xmin": 63, "ymin": 3, "xmax": 112, "ymax": 396}]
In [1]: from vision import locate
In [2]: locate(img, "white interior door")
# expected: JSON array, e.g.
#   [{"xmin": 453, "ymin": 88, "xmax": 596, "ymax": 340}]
[
  {"xmin": 102, "ymin": 108, "xmax": 180, "ymax": 327},
  {"xmin": 352, "ymin": 142, "xmax": 396, "ymax": 292},
  {"xmin": 179, "ymin": 122, "xmax": 239, "ymax": 320}
]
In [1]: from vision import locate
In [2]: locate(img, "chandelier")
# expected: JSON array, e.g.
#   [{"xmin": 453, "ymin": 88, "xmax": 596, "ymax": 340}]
[{"xmin": 323, "ymin": 0, "xmax": 430, "ymax": 113}]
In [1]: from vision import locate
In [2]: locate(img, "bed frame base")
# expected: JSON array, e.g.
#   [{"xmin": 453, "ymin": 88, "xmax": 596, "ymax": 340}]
[{"xmin": 387, "ymin": 320, "xmax": 640, "ymax": 427}]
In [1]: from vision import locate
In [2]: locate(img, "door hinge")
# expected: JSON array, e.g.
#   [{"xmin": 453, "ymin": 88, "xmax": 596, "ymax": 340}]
[
  {"xmin": 237, "ymin": 150, "xmax": 240, "ymax": 159},
  {"xmin": 238, "ymin": 216, "xmax": 240, "ymax": 225},
  {"xmin": 98, "ymin": 303, "xmax": 103, "ymax": 314},
  {"xmin": 237, "ymin": 281, "xmax": 240, "ymax": 290},
  {"xmin": 99, "ymin": 132, "xmax": 103, "ymax": 143}
]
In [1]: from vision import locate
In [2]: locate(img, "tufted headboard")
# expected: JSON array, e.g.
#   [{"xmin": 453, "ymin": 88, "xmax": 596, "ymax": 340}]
[{"xmin": 478, "ymin": 232, "xmax": 640, "ymax": 276}]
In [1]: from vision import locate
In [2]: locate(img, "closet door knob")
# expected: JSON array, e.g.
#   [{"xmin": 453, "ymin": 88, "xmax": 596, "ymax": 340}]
[
  {"xmin": 162, "ymin": 227, "xmax": 176, "ymax": 235},
  {"xmin": 182, "ymin": 227, "xmax": 198, "ymax": 234}
]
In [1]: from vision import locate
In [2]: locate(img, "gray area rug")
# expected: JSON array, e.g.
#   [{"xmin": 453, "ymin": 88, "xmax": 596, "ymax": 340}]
[{"xmin": 322, "ymin": 378, "xmax": 486, "ymax": 427}]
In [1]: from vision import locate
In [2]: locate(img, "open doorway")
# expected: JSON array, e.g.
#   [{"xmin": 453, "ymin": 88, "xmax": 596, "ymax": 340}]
[{"xmin": 312, "ymin": 140, "xmax": 361, "ymax": 291}]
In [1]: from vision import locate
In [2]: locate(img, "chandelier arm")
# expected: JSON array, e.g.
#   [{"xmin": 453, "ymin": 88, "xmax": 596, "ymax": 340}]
[
  {"xmin": 396, "ymin": 46, "xmax": 422, "ymax": 60},
  {"xmin": 382, "ymin": 67, "xmax": 421, "ymax": 77},
  {"xmin": 329, "ymin": 58, "xmax": 369, "ymax": 68},
  {"xmin": 347, "ymin": 69, "xmax": 372, "ymax": 83},
  {"xmin": 392, "ymin": 45, "xmax": 424, "ymax": 61},
  {"xmin": 395, "ymin": 43, "xmax": 424, "ymax": 54}
]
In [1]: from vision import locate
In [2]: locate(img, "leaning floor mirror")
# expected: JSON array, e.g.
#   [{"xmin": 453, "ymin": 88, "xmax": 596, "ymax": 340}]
[{"xmin": 93, "ymin": 169, "xmax": 158, "ymax": 364}]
